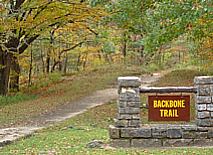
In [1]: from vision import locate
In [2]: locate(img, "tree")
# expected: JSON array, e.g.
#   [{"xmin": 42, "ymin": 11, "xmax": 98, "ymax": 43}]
[
  {"xmin": 143, "ymin": 0, "xmax": 212, "ymax": 54},
  {"xmin": 101, "ymin": 0, "xmax": 158, "ymax": 60},
  {"xmin": 0, "ymin": 0, "xmax": 105, "ymax": 95}
]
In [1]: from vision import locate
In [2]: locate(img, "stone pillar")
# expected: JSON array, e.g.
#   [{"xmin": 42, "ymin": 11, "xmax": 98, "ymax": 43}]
[
  {"xmin": 115, "ymin": 77, "xmax": 141, "ymax": 128},
  {"xmin": 195, "ymin": 76, "xmax": 213, "ymax": 127}
]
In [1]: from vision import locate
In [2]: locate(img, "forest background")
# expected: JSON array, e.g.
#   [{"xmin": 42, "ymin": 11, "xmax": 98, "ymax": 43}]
[{"xmin": 0, "ymin": 0, "xmax": 212, "ymax": 97}]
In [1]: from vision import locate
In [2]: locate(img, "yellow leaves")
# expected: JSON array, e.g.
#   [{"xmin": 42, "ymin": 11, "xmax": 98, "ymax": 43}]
[
  {"xmin": 197, "ymin": 15, "xmax": 212, "ymax": 28},
  {"xmin": 19, "ymin": 53, "xmax": 31, "ymax": 70},
  {"xmin": 89, "ymin": 57, "xmax": 105, "ymax": 66},
  {"xmin": 202, "ymin": 37, "xmax": 213, "ymax": 49},
  {"xmin": 80, "ymin": 46, "xmax": 102, "ymax": 54},
  {"xmin": 0, "ymin": 18, "xmax": 18, "ymax": 32},
  {"xmin": 0, "ymin": 0, "xmax": 106, "ymax": 37},
  {"xmin": 197, "ymin": 37, "xmax": 213, "ymax": 72},
  {"xmin": 0, "ymin": 4, "xmax": 5, "ymax": 13},
  {"xmin": 198, "ymin": 18, "xmax": 206, "ymax": 25}
]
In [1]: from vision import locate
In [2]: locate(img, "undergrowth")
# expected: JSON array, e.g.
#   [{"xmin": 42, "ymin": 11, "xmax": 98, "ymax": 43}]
[{"xmin": 0, "ymin": 93, "xmax": 37, "ymax": 107}]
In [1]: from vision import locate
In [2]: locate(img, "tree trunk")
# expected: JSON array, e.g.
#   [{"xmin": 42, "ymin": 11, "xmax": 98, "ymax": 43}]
[
  {"xmin": 58, "ymin": 62, "xmax": 62, "ymax": 71},
  {"xmin": 76, "ymin": 53, "xmax": 81, "ymax": 71},
  {"xmin": 58, "ymin": 36, "xmax": 62, "ymax": 72},
  {"xmin": 0, "ymin": 49, "xmax": 12, "ymax": 96},
  {"xmin": 10, "ymin": 56, "xmax": 20, "ymax": 92},
  {"xmin": 63, "ymin": 53, "xmax": 68, "ymax": 75},
  {"xmin": 139, "ymin": 45, "xmax": 144, "ymax": 65},
  {"xmin": 106, "ymin": 54, "xmax": 112, "ymax": 64},
  {"xmin": 58, "ymin": 55, "xmax": 62, "ymax": 72},
  {"xmin": 47, "ymin": 30, "xmax": 55, "ymax": 73},
  {"xmin": 28, "ymin": 45, "xmax": 33, "ymax": 87},
  {"xmin": 179, "ymin": 51, "xmax": 181, "ymax": 63},
  {"xmin": 0, "ymin": 35, "xmax": 38, "ymax": 95},
  {"xmin": 46, "ymin": 51, "xmax": 50, "ymax": 73},
  {"xmin": 98, "ymin": 50, "xmax": 102, "ymax": 60},
  {"xmin": 51, "ymin": 60, "xmax": 59, "ymax": 72},
  {"xmin": 82, "ymin": 54, "xmax": 88, "ymax": 70},
  {"xmin": 121, "ymin": 32, "xmax": 127, "ymax": 57},
  {"xmin": 121, "ymin": 40, "xmax": 127, "ymax": 57},
  {"xmin": 40, "ymin": 41, "xmax": 45, "ymax": 73}
]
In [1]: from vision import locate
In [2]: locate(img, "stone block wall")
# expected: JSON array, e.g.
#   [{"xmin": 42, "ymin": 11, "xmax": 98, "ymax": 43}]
[
  {"xmin": 110, "ymin": 124, "xmax": 213, "ymax": 147},
  {"xmin": 115, "ymin": 77, "xmax": 141, "ymax": 128},
  {"xmin": 195, "ymin": 76, "xmax": 213, "ymax": 127},
  {"xmin": 109, "ymin": 76, "xmax": 213, "ymax": 147}
]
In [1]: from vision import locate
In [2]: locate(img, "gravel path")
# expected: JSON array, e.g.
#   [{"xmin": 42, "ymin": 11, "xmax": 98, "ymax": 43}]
[{"xmin": 0, "ymin": 73, "xmax": 163, "ymax": 148}]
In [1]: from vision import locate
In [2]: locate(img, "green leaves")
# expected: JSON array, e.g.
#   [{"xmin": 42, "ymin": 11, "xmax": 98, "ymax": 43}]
[
  {"xmin": 110, "ymin": 0, "xmax": 146, "ymax": 32},
  {"xmin": 102, "ymin": 41, "xmax": 115, "ymax": 54},
  {"xmin": 142, "ymin": 0, "xmax": 212, "ymax": 53},
  {"xmin": 0, "ymin": 0, "xmax": 106, "ymax": 47}
]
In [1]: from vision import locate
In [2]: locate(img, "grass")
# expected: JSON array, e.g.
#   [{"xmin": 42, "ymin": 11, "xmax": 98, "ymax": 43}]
[
  {"xmin": 1, "ymin": 68, "xmax": 213, "ymax": 155},
  {"xmin": 25, "ymin": 72, "xmax": 62, "ymax": 92},
  {"xmin": 0, "ymin": 64, "xmax": 145, "ymax": 127},
  {"xmin": 152, "ymin": 69, "xmax": 205, "ymax": 87},
  {"xmin": 1, "ymin": 102, "xmax": 213, "ymax": 154},
  {"xmin": 0, "ymin": 93, "xmax": 37, "ymax": 107}
]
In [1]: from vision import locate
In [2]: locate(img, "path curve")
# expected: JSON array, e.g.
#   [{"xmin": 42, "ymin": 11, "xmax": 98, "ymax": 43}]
[
  {"xmin": 0, "ymin": 72, "xmax": 163, "ymax": 148},
  {"xmin": 30, "ymin": 88, "xmax": 118, "ymax": 126}
]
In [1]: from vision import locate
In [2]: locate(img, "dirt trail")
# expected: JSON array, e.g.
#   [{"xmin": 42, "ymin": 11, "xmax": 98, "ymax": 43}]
[
  {"xmin": 0, "ymin": 72, "xmax": 164, "ymax": 148},
  {"xmin": 29, "ymin": 88, "xmax": 118, "ymax": 127}
]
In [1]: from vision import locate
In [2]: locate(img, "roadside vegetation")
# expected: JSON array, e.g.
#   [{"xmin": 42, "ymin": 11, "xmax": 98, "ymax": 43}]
[{"xmin": 0, "ymin": 64, "xmax": 147, "ymax": 128}]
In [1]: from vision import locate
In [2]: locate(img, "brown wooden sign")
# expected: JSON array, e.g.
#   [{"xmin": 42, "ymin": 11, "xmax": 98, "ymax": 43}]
[{"xmin": 148, "ymin": 95, "xmax": 190, "ymax": 121}]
